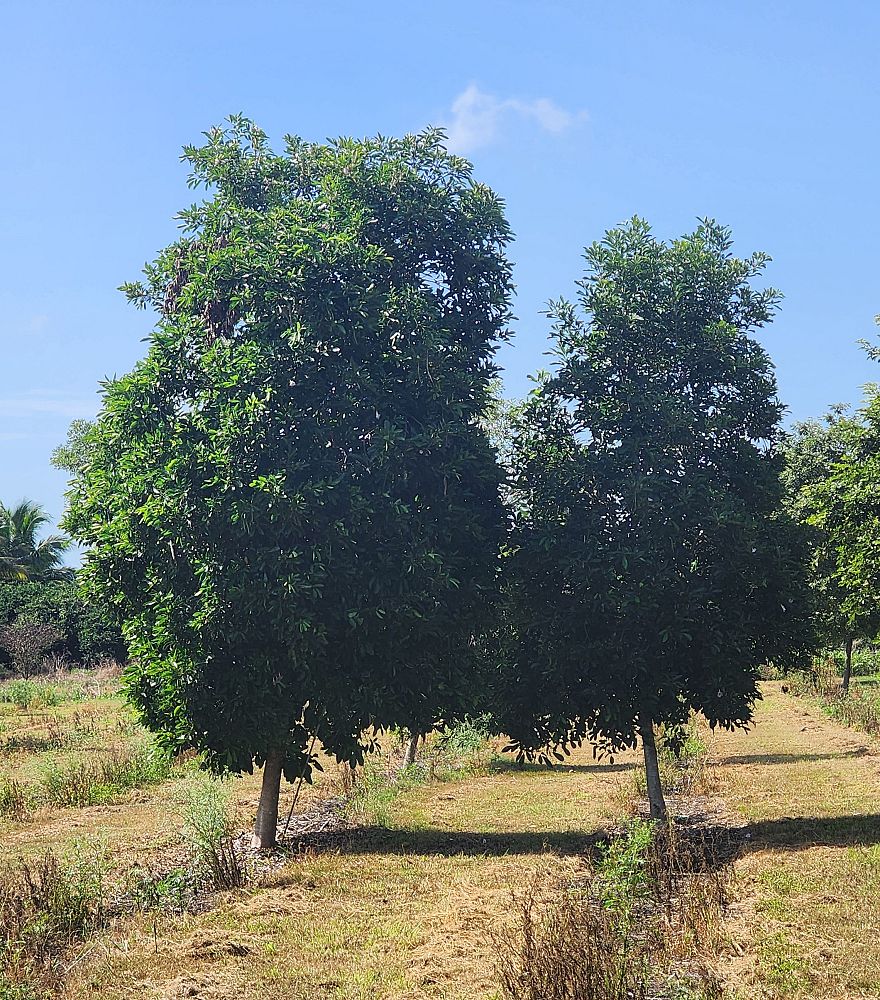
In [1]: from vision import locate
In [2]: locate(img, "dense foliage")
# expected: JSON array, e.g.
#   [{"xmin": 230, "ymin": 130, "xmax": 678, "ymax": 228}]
[
  {"xmin": 805, "ymin": 384, "xmax": 880, "ymax": 684},
  {"xmin": 780, "ymin": 410, "xmax": 874, "ymax": 688},
  {"xmin": 0, "ymin": 582, "xmax": 126, "ymax": 667},
  {"xmin": 495, "ymin": 219, "xmax": 814, "ymax": 816},
  {"xmin": 62, "ymin": 118, "xmax": 513, "ymax": 842},
  {"xmin": 50, "ymin": 420, "xmax": 96, "ymax": 479}
]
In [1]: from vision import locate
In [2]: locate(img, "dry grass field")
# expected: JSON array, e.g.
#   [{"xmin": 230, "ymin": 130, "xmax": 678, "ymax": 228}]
[{"xmin": 0, "ymin": 676, "xmax": 878, "ymax": 998}]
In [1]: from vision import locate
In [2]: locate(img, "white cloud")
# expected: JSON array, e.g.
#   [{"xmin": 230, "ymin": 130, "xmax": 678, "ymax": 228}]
[{"xmin": 443, "ymin": 84, "xmax": 586, "ymax": 154}]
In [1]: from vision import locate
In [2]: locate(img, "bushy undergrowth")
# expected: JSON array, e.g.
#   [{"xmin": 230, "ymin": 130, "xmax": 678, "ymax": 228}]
[
  {"xmin": 181, "ymin": 774, "xmax": 244, "ymax": 890},
  {"xmin": 0, "ymin": 738, "xmax": 175, "ymax": 819},
  {"xmin": 124, "ymin": 774, "xmax": 244, "ymax": 913},
  {"xmin": 0, "ymin": 669, "xmax": 114, "ymax": 710},
  {"xmin": 827, "ymin": 644, "xmax": 880, "ymax": 677},
  {"xmin": 40, "ymin": 740, "xmax": 174, "ymax": 808},
  {"xmin": 0, "ymin": 842, "xmax": 107, "ymax": 991},
  {"xmin": 495, "ymin": 820, "xmax": 729, "ymax": 1000},
  {"xmin": 0, "ymin": 679, "xmax": 64, "ymax": 710},
  {"xmin": 788, "ymin": 659, "xmax": 880, "ymax": 735},
  {"xmin": 346, "ymin": 717, "xmax": 496, "ymax": 826}
]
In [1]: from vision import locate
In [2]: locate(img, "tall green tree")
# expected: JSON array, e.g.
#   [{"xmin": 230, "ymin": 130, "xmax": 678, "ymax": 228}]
[
  {"xmin": 63, "ymin": 118, "xmax": 513, "ymax": 847},
  {"xmin": 0, "ymin": 501, "xmax": 71, "ymax": 582},
  {"xmin": 496, "ymin": 219, "xmax": 813, "ymax": 819},
  {"xmin": 781, "ymin": 410, "xmax": 870, "ymax": 691}
]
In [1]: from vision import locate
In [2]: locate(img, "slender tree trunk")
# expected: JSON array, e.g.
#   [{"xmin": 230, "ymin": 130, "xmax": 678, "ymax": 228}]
[
  {"xmin": 402, "ymin": 732, "xmax": 419, "ymax": 768},
  {"xmin": 252, "ymin": 749, "xmax": 284, "ymax": 849},
  {"xmin": 842, "ymin": 636, "xmax": 854, "ymax": 694},
  {"xmin": 639, "ymin": 713, "xmax": 667, "ymax": 821}
]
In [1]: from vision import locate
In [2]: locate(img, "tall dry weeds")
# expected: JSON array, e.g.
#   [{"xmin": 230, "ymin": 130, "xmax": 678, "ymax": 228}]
[{"xmin": 494, "ymin": 820, "xmax": 731, "ymax": 1000}]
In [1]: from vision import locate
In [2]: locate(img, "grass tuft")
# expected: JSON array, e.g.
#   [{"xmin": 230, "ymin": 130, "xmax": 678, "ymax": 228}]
[
  {"xmin": 181, "ymin": 774, "xmax": 244, "ymax": 890},
  {"xmin": 0, "ymin": 841, "xmax": 107, "ymax": 991}
]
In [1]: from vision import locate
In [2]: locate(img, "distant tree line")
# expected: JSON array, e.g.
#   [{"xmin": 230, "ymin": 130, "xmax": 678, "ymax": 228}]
[{"xmin": 0, "ymin": 500, "xmax": 124, "ymax": 671}]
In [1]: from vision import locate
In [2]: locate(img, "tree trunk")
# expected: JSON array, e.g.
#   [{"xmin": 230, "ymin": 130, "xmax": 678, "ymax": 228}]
[
  {"xmin": 843, "ymin": 636, "xmax": 854, "ymax": 694},
  {"xmin": 252, "ymin": 749, "xmax": 284, "ymax": 849},
  {"xmin": 402, "ymin": 732, "xmax": 419, "ymax": 768},
  {"xmin": 639, "ymin": 713, "xmax": 667, "ymax": 821}
]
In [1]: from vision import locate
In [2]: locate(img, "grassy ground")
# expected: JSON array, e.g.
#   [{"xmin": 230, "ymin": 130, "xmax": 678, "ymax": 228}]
[
  {"xmin": 3, "ymin": 676, "xmax": 880, "ymax": 997},
  {"xmin": 714, "ymin": 683, "xmax": 880, "ymax": 999},
  {"xmin": 65, "ymin": 742, "xmax": 634, "ymax": 1000}
]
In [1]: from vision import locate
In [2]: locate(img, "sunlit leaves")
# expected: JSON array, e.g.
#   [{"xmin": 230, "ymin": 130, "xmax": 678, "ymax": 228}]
[
  {"xmin": 64, "ymin": 118, "xmax": 513, "ymax": 780},
  {"xmin": 496, "ymin": 219, "xmax": 811, "ymax": 760}
]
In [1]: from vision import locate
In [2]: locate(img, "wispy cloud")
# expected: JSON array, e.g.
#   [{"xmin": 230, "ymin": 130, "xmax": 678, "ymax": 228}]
[
  {"xmin": 443, "ymin": 84, "xmax": 587, "ymax": 154},
  {"xmin": 0, "ymin": 392, "xmax": 98, "ymax": 419}
]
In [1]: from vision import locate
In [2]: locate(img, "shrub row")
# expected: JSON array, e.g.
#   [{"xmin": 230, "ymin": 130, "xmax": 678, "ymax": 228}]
[{"xmin": 788, "ymin": 660, "xmax": 880, "ymax": 735}]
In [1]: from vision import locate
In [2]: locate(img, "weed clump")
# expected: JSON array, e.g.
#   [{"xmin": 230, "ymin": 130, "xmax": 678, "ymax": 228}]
[
  {"xmin": 0, "ymin": 780, "xmax": 30, "ymax": 822},
  {"xmin": 495, "ymin": 820, "xmax": 730, "ymax": 1000},
  {"xmin": 181, "ymin": 774, "xmax": 244, "ymax": 890},
  {"xmin": 124, "ymin": 864, "xmax": 196, "ymax": 914},
  {"xmin": 0, "ymin": 842, "xmax": 107, "ymax": 991},
  {"xmin": 40, "ymin": 740, "xmax": 174, "ymax": 807}
]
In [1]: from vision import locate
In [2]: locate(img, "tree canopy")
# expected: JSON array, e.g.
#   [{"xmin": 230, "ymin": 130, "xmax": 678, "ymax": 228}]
[
  {"xmin": 494, "ymin": 219, "xmax": 813, "ymax": 817},
  {"xmin": 804, "ymin": 384, "xmax": 880, "ymax": 688},
  {"xmin": 63, "ymin": 117, "xmax": 513, "ymax": 845},
  {"xmin": 780, "ymin": 409, "xmax": 872, "ymax": 689}
]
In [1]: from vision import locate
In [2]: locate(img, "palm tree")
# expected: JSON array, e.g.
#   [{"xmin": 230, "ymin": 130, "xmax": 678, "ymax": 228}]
[{"xmin": 0, "ymin": 501, "xmax": 72, "ymax": 582}]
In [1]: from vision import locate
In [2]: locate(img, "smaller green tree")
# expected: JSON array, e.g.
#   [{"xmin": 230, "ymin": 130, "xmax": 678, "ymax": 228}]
[
  {"xmin": 495, "ymin": 219, "xmax": 814, "ymax": 819},
  {"xmin": 807, "ymin": 385, "xmax": 880, "ymax": 689},
  {"xmin": 781, "ymin": 409, "xmax": 873, "ymax": 691}
]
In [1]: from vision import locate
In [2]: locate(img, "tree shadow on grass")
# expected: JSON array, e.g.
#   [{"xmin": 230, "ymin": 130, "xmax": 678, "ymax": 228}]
[
  {"xmin": 281, "ymin": 811, "xmax": 880, "ymax": 864},
  {"xmin": 283, "ymin": 824, "xmax": 605, "ymax": 859},
  {"xmin": 714, "ymin": 749, "xmax": 871, "ymax": 767},
  {"xmin": 743, "ymin": 812, "xmax": 880, "ymax": 850},
  {"xmin": 348, "ymin": 813, "xmax": 880, "ymax": 858},
  {"xmin": 490, "ymin": 758, "xmax": 638, "ymax": 776}
]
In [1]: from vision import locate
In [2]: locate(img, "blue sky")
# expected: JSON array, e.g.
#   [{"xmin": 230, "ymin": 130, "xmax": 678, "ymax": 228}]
[{"xmin": 1, "ymin": 0, "xmax": 878, "ymax": 537}]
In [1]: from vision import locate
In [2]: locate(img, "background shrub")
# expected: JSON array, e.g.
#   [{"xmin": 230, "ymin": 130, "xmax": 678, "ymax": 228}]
[
  {"xmin": 0, "ymin": 582, "xmax": 125, "ymax": 668},
  {"xmin": 827, "ymin": 644, "xmax": 880, "ymax": 677}
]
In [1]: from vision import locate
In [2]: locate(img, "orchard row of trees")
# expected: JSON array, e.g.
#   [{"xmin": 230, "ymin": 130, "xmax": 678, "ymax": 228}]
[{"xmin": 56, "ymin": 118, "xmax": 834, "ymax": 844}]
